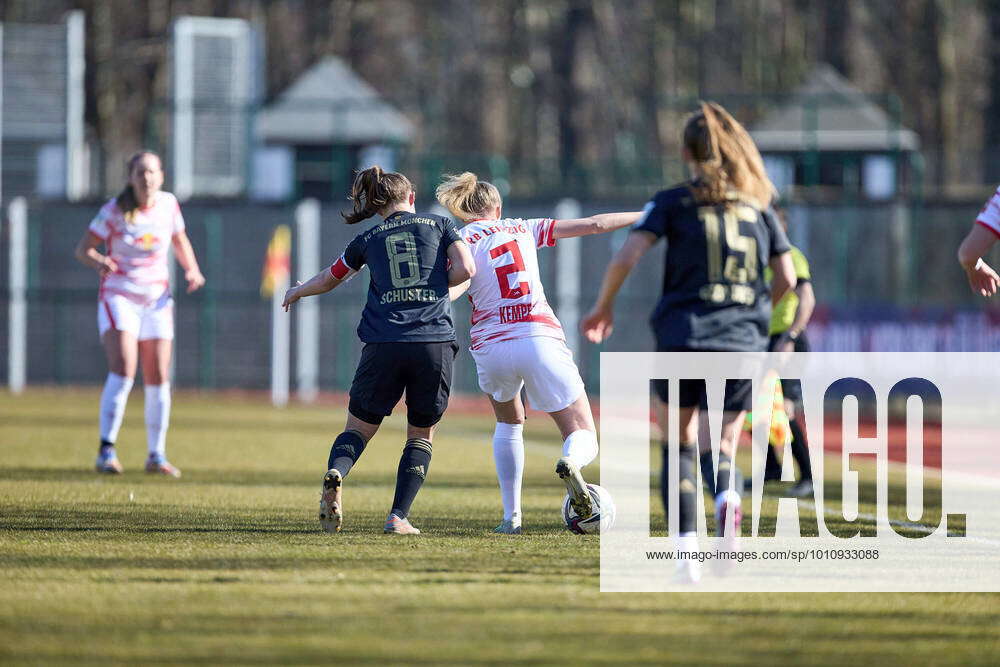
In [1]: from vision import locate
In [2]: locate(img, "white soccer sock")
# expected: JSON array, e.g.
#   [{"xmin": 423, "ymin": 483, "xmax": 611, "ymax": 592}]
[
  {"xmin": 99, "ymin": 372, "xmax": 134, "ymax": 443},
  {"xmin": 144, "ymin": 383, "xmax": 171, "ymax": 460},
  {"xmin": 562, "ymin": 429, "xmax": 598, "ymax": 468},
  {"xmin": 493, "ymin": 422, "xmax": 524, "ymax": 521}
]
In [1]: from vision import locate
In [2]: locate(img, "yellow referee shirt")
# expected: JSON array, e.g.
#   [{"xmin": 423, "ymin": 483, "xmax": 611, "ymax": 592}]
[{"xmin": 767, "ymin": 246, "xmax": 810, "ymax": 336}]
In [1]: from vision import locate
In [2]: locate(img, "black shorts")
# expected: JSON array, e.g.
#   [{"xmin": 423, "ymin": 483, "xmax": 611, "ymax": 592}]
[
  {"xmin": 768, "ymin": 331, "xmax": 810, "ymax": 403},
  {"xmin": 651, "ymin": 346, "xmax": 753, "ymax": 412},
  {"xmin": 348, "ymin": 341, "xmax": 459, "ymax": 428}
]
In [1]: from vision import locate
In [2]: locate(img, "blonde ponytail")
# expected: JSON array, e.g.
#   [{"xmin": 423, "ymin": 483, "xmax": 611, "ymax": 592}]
[{"xmin": 436, "ymin": 172, "xmax": 501, "ymax": 221}]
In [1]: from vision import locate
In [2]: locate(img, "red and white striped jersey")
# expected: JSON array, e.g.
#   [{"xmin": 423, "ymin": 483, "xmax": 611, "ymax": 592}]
[
  {"xmin": 88, "ymin": 191, "xmax": 185, "ymax": 303},
  {"xmin": 976, "ymin": 185, "xmax": 1000, "ymax": 238},
  {"xmin": 459, "ymin": 217, "xmax": 565, "ymax": 350}
]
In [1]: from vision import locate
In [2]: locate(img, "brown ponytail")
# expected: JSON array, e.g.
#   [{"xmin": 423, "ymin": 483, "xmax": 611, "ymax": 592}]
[
  {"xmin": 342, "ymin": 166, "xmax": 413, "ymax": 224},
  {"xmin": 683, "ymin": 101, "xmax": 775, "ymax": 209},
  {"xmin": 435, "ymin": 172, "xmax": 501, "ymax": 221},
  {"xmin": 115, "ymin": 150, "xmax": 160, "ymax": 223}
]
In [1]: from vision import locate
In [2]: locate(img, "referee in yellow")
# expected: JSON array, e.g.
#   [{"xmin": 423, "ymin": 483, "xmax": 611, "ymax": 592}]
[{"xmin": 764, "ymin": 209, "xmax": 815, "ymax": 497}]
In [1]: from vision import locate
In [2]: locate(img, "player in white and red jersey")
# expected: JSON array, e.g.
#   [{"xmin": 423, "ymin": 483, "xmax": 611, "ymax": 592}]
[
  {"xmin": 958, "ymin": 185, "xmax": 1000, "ymax": 297},
  {"xmin": 74, "ymin": 151, "xmax": 205, "ymax": 477},
  {"xmin": 436, "ymin": 172, "xmax": 641, "ymax": 533}
]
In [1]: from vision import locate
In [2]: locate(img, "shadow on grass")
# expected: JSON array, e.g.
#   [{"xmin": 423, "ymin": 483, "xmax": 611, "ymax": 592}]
[
  {"xmin": 0, "ymin": 468, "xmax": 500, "ymax": 491},
  {"xmin": 0, "ymin": 412, "xmax": 341, "ymax": 435}
]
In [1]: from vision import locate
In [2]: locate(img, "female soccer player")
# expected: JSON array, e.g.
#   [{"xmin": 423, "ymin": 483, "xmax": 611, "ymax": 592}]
[
  {"xmin": 283, "ymin": 166, "xmax": 475, "ymax": 535},
  {"xmin": 74, "ymin": 150, "xmax": 205, "ymax": 477},
  {"xmin": 581, "ymin": 102, "xmax": 795, "ymax": 581},
  {"xmin": 436, "ymin": 172, "xmax": 642, "ymax": 534},
  {"xmin": 957, "ymin": 184, "xmax": 1000, "ymax": 297}
]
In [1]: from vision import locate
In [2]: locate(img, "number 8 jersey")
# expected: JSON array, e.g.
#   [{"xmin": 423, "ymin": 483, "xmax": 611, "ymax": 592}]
[
  {"xmin": 331, "ymin": 211, "xmax": 463, "ymax": 343},
  {"xmin": 458, "ymin": 217, "xmax": 565, "ymax": 350}
]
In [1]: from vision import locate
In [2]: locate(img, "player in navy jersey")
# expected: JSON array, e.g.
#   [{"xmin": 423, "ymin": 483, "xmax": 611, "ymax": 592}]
[
  {"xmin": 582, "ymin": 102, "xmax": 796, "ymax": 582},
  {"xmin": 282, "ymin": 166, "xmax": 475, "ymax": 535}
]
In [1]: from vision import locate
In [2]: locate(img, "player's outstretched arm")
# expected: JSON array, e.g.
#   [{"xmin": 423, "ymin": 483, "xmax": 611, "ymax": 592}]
[
  {"xmin": 172, "ymin": 231, "xmax": 206, "ymax": 293},
  {"xmin": 769, "ymin": 251, "xmax": 796, "ymax": 306},
  {"xmin": 552, "ymin": 211, "xmax": 644, "ymax": 240},
  {"xmin": 446, "ymin": 240, "xmax": 476, "ymax": 287},
  {"xmin": 282, "ymin": 268, "xmax": 343, "ymax": 311},
  {"xmin": 581, "ymin": 231, "xmax": 656, "ymax": 343},
  {"xmin": 957, "ymin": 224, "xmax": 999, "ymax": 297}
]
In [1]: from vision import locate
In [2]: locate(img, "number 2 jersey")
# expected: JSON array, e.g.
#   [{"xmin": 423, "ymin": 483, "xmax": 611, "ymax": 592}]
[
  {"xmin": 633, "ymin": 183, "xmax": 791, "ymax": 351},
  {"xmin": 331, "ymin": 211, "xmax": 462, "ymax": 343},
  {"xmin": 458, "ymin": 217, "xmax": 565, "ymax": 351}
]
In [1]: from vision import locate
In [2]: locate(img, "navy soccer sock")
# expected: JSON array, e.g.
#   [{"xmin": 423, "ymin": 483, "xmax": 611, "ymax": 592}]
[
  {"xmin": 715, "ymin": 451, "xmax": 737, "ymax": 496},
  {"xmin": 699, "ymin": 450, "xmax": 717, "ymax": 497},
  {"xmin": 789, "ymin": 417, "xmax": 812, "ymax": 481},
  {"xmin": 390, "ymin": 438, "xmax": 433, "ymax": 519},
  {"xmin": 661, "ymin": 441, "xmax": 698, "ymax": 534},
  {"xmin": 327, "ymin": 430, "xmax": 367, "ymax": 477}
]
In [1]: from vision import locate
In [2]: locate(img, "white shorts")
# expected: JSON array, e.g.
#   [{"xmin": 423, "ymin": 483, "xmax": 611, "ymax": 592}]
[
  {"xmin": 98, "ymin": 292, "xmax": 174, "ymax": 341},
  {"xmin": 470, "ymin": 336, "xmax": 585, "ymax": 413}
]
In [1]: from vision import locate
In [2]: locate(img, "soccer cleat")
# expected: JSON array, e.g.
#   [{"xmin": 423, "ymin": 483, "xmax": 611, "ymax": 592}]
[
  {"xmin": 319, "ymin": 469, "xmax": 343, "ymax": 533},
  {"xmin": 493, "ymin": 515, "xmax": 522, "ymax": 534},
  {"xmin": 95, "ymin": 447, "xmax": 124, "ymax": 474},
  {"xmin": 788, "ymin": 478, "xmax": 814, "ymax": 498},
  {"xmin": 383, "ymin": 513, "xmax": 421, "ymax": 535},
  {"xmin": 144, "ymin": 456, "xmax": 181, "ymax": 478},
  {"xmin": 556, "ymin": 457, "xmax": 593, "ymax": 520},
  {"xmin": 715, "ymin": 490, "xmax": 743, "ymax": 539},
  {"xmin": 712, "ymin": 490, "xmax": 742, "ymax": 574},
  {"xmin": 672, "ymin": 558, "xmax": 702, "ymax": 585}
]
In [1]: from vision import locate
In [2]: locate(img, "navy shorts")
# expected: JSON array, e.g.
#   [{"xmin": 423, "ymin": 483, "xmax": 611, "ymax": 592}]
[
  {"xmin": 651, "ymin": 345, "xmax": 753, "ymax": 412},
  {"xmin": 348, "ymin": 341, "xmax": 459, "ymax": 427}
]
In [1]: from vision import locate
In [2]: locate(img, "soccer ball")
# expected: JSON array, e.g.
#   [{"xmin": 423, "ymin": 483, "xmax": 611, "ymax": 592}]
[{"xmin": 561, "ymin": 484, "xmax": 615, "ymax": 534}]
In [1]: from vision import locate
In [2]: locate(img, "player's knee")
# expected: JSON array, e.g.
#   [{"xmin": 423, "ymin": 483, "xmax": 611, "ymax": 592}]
[
  {"xmin": 348, "ymin": 404, "xmax": 386, "ymax": 427},
  {"xmin": 406, "ymin": 411, "xmax": 441, "ymax": 429},
  {"xmin": 496, "ymin": 415, "xmax": 525, "ymax": 425}
]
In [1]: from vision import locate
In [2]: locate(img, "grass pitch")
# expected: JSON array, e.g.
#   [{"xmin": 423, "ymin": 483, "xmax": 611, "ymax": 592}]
[{"xmin": 1, "ymin": 388, "xmax": 998, "ymax": 665}]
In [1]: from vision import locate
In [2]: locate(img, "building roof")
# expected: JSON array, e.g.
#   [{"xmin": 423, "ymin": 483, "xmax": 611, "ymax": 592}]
[
  {"xmin": 751, "ymin": 64, "xmax": 919, "ymax": 152},
  {"xmin": 255, "ymin": 56, "xmax": 413, "ymax": 145}
]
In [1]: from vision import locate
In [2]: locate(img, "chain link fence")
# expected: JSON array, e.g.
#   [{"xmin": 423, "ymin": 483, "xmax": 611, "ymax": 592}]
[{"xmin": 1, "ymin": 196, "xmax": 997, "ymax": 394}]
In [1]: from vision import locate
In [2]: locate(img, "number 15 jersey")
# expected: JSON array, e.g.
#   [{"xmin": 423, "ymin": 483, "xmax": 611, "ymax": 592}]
[
  {"xmin": 458, "ymin": 217, "xmax": 565, "ymax": 351},
  {"xmin": 633, "ymin": 183, "xmax": 790, "ymax": 352}
]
